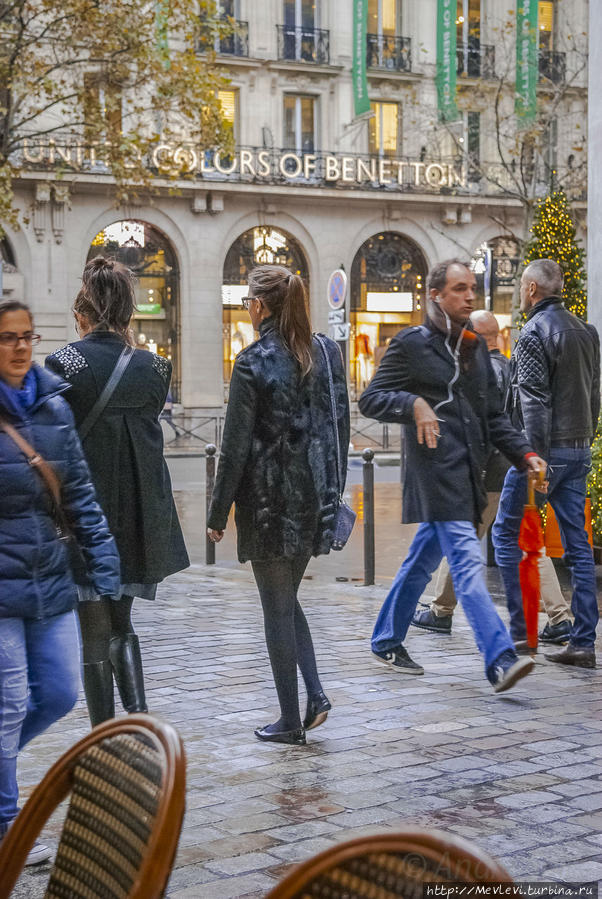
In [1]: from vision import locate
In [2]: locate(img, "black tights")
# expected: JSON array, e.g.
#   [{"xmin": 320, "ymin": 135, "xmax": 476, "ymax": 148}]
[
  {"xmin": 251, "ymin": 555, "xmax": 323, "ymax": 731},
  {"xmin": 78, "ymin": 597, "xmax": 135, "ymax": 665}
]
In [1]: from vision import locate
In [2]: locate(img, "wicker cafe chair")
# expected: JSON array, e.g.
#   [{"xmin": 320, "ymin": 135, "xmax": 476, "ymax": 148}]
[
  {"xmin": 265, "ymin": 829, "xmax": 513, "ymax": 899},
  {"xmin": 0, "ymin": 714, "xmax": 185, "ymax": 899}
]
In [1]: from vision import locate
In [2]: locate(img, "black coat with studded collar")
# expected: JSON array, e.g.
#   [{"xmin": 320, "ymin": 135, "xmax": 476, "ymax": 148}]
[{"xmin": 208, "ymin": 319, "xmax": 350, "ymax": 562}]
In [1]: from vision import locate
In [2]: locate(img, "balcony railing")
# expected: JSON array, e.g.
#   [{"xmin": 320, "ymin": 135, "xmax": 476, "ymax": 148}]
[
  {"xmin": 366, "ymin": 34, "xmax": 411, "ymax": 73},
  {"xmin": 197, "ymin": 18, "xmax": 249, "ymax": 57},
  {"xmin": 276, "ymin": 25, "xmax": 330, "ymax": 65},
  {"xmin": 456, "ymin": 43, "xmax": 495, "ymax": 79},
  {"xmin": 539, "ymin": 50, "xmax": 566, "ymax": 85}
]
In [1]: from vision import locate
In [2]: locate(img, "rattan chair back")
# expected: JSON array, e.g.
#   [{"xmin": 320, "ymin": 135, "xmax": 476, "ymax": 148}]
[
  {"xmin": 266, "ymin": 829, "xmax": 513, "ymax": 898},
  {"xmin": 0, "ymin": 714, "xmax": 185, "ymax": 899}
]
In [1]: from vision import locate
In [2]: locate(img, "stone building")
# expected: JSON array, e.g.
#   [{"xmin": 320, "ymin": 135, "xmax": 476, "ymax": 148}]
[{"xmin": 1, "ymin": 0, "xmax": 588, "ymax": 409}]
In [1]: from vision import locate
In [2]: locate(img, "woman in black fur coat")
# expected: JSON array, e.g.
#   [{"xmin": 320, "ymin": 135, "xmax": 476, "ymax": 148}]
[{"xmin": 208, "ymin": 265, "xmax": 350, "ymax": 745}]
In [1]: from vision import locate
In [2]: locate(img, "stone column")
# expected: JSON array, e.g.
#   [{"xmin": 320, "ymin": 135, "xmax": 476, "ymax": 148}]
[{"xmin": 588, "ymin": 1, "xmax": 602, "ymax": 340}]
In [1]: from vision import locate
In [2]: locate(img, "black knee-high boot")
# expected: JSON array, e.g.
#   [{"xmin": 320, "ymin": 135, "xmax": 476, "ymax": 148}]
[
  {"xmin": 82, "ymin": 661, "xmax": 115, "ymax": 727},
  {"xmin": 109, "ymin": 634, "xmax": 148, "ymax": 713}
]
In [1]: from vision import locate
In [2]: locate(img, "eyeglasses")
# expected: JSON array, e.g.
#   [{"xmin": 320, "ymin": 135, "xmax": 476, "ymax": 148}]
[
  {"xmin": 0, "ymin": 332, "xmax": 42, "ymax": 347},
  {"xmin": 242, "ymin": 297, "xmax": 255, "ymax": 310}
]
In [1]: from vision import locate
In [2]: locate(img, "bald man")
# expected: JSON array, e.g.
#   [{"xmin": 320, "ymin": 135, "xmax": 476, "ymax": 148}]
[{"xmin": 412, "ymin": 309, "xmax": 572, "ymax": 648}]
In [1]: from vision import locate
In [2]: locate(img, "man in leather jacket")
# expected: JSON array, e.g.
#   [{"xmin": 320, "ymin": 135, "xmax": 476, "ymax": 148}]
[{"xmin": 492, "ymin": 259, "xmax": 600, "ymax": 668}]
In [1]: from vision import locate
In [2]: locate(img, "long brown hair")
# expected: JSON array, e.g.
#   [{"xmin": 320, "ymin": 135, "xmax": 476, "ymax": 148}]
[
  {"xmin": 248, "ymin": 264, "xmax": 313, "ymax": 375},
  {"xmin": 74, "ymin": 256, "xmax": 136, "ymax": 342}
]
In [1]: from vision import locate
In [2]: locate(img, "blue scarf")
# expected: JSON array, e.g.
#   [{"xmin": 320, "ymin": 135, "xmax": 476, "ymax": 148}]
[{"xmin": 0, "ymin": 367, "xmax": 38, "ymax": 417}]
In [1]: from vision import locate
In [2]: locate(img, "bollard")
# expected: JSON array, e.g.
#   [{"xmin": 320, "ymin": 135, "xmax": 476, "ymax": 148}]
[
  {"xmin": 205, "ymin": 444, "xmax": 217, "ymax": 565},
  {"xmin": 363, "ymin": 447, "xmax": 375, "ymax": 585}
]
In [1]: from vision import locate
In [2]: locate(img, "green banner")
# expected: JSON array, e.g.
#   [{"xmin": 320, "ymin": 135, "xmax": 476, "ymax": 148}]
[
  {"xmin": 515, "ymin": 1, "xmax": 538, "ymax": 124},
  {"xmin": 352, "ymin": 0, "xmax": 370, "ymax": 117},
  {"xmin": 436, "ymin": 0, "xmax": 459, "ymax": 122}
]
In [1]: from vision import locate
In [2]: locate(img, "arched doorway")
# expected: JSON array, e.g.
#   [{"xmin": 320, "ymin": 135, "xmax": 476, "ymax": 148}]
[
  {"xmin": 350, "ymin": 231, "xmax": 427, "ymax": 398},
  {"xmin": 221, "ymin": 225, "xmax": 309, "ymax": 383},
  {"xmin": 87, "ymin": 221, "xmax": 181, "ymax": 399},
  {"xmin": 470, "ymin": 235, "xmax": 520, "ymax": 355},
  {"xmin": 0, "ymin": 237, "xmax": 24, "ymax": 302}
]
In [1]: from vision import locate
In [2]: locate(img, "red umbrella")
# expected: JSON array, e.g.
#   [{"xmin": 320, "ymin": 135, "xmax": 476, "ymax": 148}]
[{"xmin": 518, "ymin": 472, "xmax": 545, "ymax": 653}]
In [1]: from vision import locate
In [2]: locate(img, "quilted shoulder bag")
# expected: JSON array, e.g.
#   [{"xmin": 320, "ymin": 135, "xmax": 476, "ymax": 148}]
[{"xmin": 314, "ymin": 334, "xmax": 356, "ymax": 551}]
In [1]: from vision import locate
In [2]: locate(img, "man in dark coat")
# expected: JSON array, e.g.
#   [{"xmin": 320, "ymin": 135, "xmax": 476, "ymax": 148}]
[
  {"xmin": 411, "ymin": 310, "xmax": 570, "ymax": 643},
  {"xmin": 492, "ymin": 258, "xmax": 600, "ymax": 668},
  {"xmin": 359, "ymin": 259, "xmax": 547, "ymax": 692}
]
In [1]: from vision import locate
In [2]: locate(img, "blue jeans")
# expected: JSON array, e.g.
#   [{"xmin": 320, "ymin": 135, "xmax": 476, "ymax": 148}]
[
  {"xmin": 492, "ymin": 448, "xmax": 598, "ymax": 647},
  {"xmin": 371, "ymin": 521, "xmax": 514, "ymax": 673},
  {"xmin": 0, "ymin": 611, "xmax": 80, "ymax": 829}
]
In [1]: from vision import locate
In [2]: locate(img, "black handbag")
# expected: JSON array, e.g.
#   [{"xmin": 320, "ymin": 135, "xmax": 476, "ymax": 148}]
[{"xmin": 314, "ymin": 334, "xmax": 356, "ymax": 551}]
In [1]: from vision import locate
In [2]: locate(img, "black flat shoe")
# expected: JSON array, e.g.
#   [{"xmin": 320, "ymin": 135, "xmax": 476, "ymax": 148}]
[
  {"xmin": 254, "ymin": 725, "xmax": 306, "ymax": 745},
  {"xmin": 303, "ymin": 691, "xmax": 332, "ymax": 730}
]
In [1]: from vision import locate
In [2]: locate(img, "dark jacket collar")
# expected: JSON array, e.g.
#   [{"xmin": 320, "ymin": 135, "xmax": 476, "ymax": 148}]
[
  {"xmin": 0, "ymin": 363, "xmax": 69, "ymax": 419},
  {"xmin": 526, "ymin": 296, "xmax": 563, "ymax": 320},
  {"xmin": 82, "ymin": 329, "xmax": 127, "ymax": 343},
  {"xmin": 259, "ymin": 317, "xmax": 277, "ymax": 337}
]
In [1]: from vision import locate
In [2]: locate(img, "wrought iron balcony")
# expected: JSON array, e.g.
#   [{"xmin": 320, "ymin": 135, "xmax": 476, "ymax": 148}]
[
  {"xmin": 197, "ymin": 19, "xmax": 249, "ymax": 57},
  {"xmin": 539, "ymin": 50, "xmax": 566, "ymax": 84},
  {"xmin": 366, "ymin": 34, "xmax": 412, "ymax": 73},
  {"xmin": 456, "ymin": 43, "xmax": 495, "ymax": 79},
  {"xmin": 276, "ymin": 25, "xmax": 330, "ymax": 65}
]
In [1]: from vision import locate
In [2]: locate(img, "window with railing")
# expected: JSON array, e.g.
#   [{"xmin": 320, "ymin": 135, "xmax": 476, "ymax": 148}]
[
  {"xmin": 368, "ymin": 102, "xmax": 400, "ymax": 158},
  {"xmin": 283, "ymin": 95, "xmax": 316, "ymax": 154},
  {"xmin": 279, "ymin": 0, "xmax": 329, "ymax": 64},
  {"xmin": 218, "ymin": 89, "xmax": 238, "ymax": 143},
  {"xmin": 456, "ymin": 43, "xmax": 495, "ymax": 78},
  {"xmin": 366, "ymin": 0, "xmax": 410, "ymax": 72}
]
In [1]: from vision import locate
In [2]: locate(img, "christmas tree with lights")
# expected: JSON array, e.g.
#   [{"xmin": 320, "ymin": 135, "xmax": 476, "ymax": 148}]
[{"xmin": 523, "ymin": 190, "xmax": 587, "ymax": 320}]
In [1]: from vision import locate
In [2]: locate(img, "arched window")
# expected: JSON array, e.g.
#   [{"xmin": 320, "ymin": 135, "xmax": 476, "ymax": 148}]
[
  {"xmin": 87, "ymin": 220, "xmax": 181, "ymax": 398},
  {"xmin": 0, "ymin": 237, "xmax": 16, "ymax": 269},
  {"xmin": 222, "ymin": 226, "xmax": 309, "ymax": 383},
  {"xmin": 350, "ymin": 231, "xmax": 427, "ymax": 397}
]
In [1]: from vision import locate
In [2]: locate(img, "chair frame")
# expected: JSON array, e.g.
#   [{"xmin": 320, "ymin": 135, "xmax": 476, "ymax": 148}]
[
  {"xmin": 0, "ymin": 714, "xmax": 186, "ymax": 899},
  {"xmin": 266, "ymin": 828, "xmax": 513, "ymax": 898}
]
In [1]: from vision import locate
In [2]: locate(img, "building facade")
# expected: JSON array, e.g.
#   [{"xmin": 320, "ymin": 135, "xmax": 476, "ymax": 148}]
[{"xmin": 2, "ymin": 0, "xmax": 588, "ymax": 408}]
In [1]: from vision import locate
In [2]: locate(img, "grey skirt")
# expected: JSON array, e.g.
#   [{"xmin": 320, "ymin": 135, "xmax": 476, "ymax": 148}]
[{"xmin": 77, "ymin": 583, "xmax": 158, "ymax": 603}]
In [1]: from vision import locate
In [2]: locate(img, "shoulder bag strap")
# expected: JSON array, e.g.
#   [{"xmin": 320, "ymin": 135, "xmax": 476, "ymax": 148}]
[
  {"xmin": 314, "ymin": 334, "xmax": 342, "ymax": 497},
  {"xmin": 0, "ymin": 415, "xmax": 70, "ymax": 533},
  {"xmin": 78, "ymin": 345, "xmax": 135, "ymax": 442}
]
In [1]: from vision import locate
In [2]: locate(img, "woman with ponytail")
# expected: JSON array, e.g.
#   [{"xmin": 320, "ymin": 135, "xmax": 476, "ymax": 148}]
[
  {"xmin": 208, "ymin": 264, "xmax": 350, "ymax": 745},
  {"xmin": 46, "ymin": 256, "xmax": 189, "ymax": 727}
]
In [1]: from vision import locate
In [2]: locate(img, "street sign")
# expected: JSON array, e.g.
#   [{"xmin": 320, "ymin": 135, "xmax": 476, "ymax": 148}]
[
  {"xmin": 329, "ymin": 323, "xmax": 350, "ymax": 342},
  {"xmin": 327, "ymin": 269, "xmax": 347, "ymax": 310},
  {"xmin": 328, "ymin": 309, "xmax": 345, "ymax": 324}
]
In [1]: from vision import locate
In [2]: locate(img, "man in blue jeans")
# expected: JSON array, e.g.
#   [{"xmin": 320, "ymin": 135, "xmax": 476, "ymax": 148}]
[
  {"xmin": 493, "ymin": 259, "xmax": 600, "ymax": 668},
  {"xmin": 359, "ymin": 259, "xmax": 547, "ymax": 692}
]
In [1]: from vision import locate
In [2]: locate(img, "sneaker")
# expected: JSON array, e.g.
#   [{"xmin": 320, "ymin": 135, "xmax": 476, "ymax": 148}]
[
  {"xmin": 539, "ymin": 620, "xmax": 572, "ymax": 645},
  {"xmin": 372, "ymin": 645, "xmax": 424, "ymax": 675},
  {"xmin": 487, "ymin": 650, "xmax": 535, "ymax": 693},
  {"xmin": 411, "ymin": 608, "xmax": 452, "ymax": 634},
  {"xmin": 25, "ymin": 841, "xmax": 53, "ymax": 866}
]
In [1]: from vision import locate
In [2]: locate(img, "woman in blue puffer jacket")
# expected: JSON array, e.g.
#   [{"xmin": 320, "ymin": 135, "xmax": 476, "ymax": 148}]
[{"xmin": 0, "ymin": 300, "xmax": 119, "ymax": 864}]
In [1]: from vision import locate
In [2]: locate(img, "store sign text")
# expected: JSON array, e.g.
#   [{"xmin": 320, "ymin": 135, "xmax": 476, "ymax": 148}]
[{"xmin": 21, "ymin": 139, "xmax": 467, "ymax": 191}]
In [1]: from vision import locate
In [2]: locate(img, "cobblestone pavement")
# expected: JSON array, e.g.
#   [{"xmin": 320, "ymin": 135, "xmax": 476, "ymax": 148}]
[{"xmin": 11, "ymin": 558, "xmax": 602, "ymax": 898}]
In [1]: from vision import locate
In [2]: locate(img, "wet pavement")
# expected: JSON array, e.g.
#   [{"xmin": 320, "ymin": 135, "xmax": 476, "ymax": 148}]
[{"xmin": 10, "ymin": 460, "xmax": 602, "ymax": 898}]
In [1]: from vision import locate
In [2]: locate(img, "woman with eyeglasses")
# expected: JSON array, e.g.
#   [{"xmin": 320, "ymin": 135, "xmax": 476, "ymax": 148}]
[
  {"xmin": 46, "ymin": 257, "xmax": 189, "ymax": 727},
  {"xmin": 0, "ymin": 300, "xmax": 119, "ymax": 864},
  {"xmin": 207, "ymin": 265, "xmax": 350, "ymax": 745}
]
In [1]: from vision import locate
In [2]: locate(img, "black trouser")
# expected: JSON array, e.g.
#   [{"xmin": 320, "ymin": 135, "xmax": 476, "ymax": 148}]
[
  {"xmin": 78, "ymin": 596, "xmax": 135, "ymax": 663},
  {"xmin": 251, "ymin": 555, "xmax": 323, "ymax": 730}
]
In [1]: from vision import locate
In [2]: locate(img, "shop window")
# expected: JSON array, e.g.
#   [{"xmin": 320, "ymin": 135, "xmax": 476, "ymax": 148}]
[
  {"xmin": 222, "ymin": 226, "xmax": 309, "ymax": 384},
  {"xmin": 283, "ymin": 94, "xmax": 316, "ymax": 153},
  {"xmin": 369, "ymin": 101, "xmax": 400, "ymax": 157},
  {"xmin": 87, "ymin": 221, "xmax": 181, "ymax": 399},
  {"xmin": 539, "ymin": 1, "xmax": 554, "ymax": 51},
  {"xmin": 470, "ymin": 236, "xmax": 521, "ymax": 351},
  {"xmin": 350, "ymin": 232, "xmax": 427, "ymax": 398}
]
